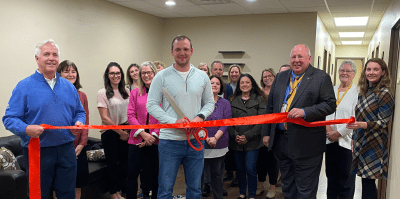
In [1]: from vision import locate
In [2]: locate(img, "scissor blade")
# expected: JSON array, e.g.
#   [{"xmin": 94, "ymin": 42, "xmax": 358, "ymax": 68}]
[{"xmin": 162, "ymin": 87, "xmax": 187, "ymax": 119}]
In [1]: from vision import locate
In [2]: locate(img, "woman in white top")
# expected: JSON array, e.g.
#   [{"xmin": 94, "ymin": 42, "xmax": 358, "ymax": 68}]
[
  {"xmin": 325, "ymin": 60, "xmax": 358, "ymax": 199},
  {"xmin": 97, "ymin": 62, "xmax": 130, "ymax": 199}
]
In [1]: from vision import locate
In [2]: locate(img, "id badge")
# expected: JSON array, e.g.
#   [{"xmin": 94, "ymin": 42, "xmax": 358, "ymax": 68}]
[{"xmin": 281, "ymin": 103, "xmax": 287, "ymax": 113}]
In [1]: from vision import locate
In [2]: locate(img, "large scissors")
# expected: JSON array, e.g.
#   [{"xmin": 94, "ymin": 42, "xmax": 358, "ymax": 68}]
[{"xmin": 162, "ymin": 87, "xmax": 208, "ymax": 151}]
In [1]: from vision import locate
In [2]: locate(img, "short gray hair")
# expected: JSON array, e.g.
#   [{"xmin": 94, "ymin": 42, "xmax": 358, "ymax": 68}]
[
  {"xmin": 339, "ymin": 60, "xmax": 357, "ymax": 74},
  {"xmin": 211, "ymin": 61, "xmax": 224, "ymax": 70},
  {"xmin": 290, "ymin": 44, "xmax": 311, "ymax": 57},
  {"xmin": 35, "ymin": 39, "xmax": 60, "ymax": 57}
]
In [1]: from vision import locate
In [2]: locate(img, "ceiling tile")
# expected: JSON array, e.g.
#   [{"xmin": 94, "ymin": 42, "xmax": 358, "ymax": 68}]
[
  {"xmin": 110, "ymin": 1, "xmax": 184, "ymax": 18},
  {"xmin": 286, "ymin": 6, "xmax": 328, "ymax": 13},
  {"xmin": 199, "ymin": 3, "xmax": 252, "ymax": 15},
  {"xmin": 233, "ymin": 0, "xmax": 286, "ymax": 9},
  {"xmin": 165, "ymin": 5, "xmax": 218, "ymax": 17},
  {"xmin": 143, "ymin": 0, "xmax": 196, "ymax": 7},
  {"xmin": 248, "ymin": 8, "xmax": 289, "ymax": 14},
  {"xmin": 326, "ymin": 0, "xmax": 372, "ymax": 6},
  {"xmin": 278, "ymin": 0, "xmax": 326, "ymax": 8},
  {"xmin": 329, "ymin": 5, "xmax": 371, "ymax": 13}
]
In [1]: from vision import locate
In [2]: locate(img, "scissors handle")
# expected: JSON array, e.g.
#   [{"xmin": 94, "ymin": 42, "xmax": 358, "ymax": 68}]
[{"xmin": 183, "ymin": 117, "xmax": 208, "ymax": 151}]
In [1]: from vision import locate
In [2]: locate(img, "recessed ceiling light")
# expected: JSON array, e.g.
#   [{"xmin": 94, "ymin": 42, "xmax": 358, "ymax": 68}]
[
  {"xmin": 165, "ymin": 0, "xmax": 176, "ymax": 6},
  {"xmin": 334, "ymin": 17, "xmax": 368, "ymax": 26},
  {"xmin": 246, "ymin": 0, "xmax": 257, "ymax": 2},
  {"xmin": 342, "ymin": 41, "xmax": 362, "ymax": 45},
  {"xmin": 339, "ymin": 32, "xmax": 365, "ymax": 38}
]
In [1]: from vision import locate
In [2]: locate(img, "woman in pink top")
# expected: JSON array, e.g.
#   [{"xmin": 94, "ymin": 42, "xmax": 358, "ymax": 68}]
[
  {"xmin": 56, "ymin": 60, "xmax": 89, "ymax": 199},
  {"xmin": 126, "ymin": 61, "xmax": 160, "ymax": 199}
]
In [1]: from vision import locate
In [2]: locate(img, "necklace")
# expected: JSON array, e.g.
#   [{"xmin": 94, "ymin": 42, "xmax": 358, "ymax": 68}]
[{"xmin": 336, "ymin": 84, "xmax": 352, "ymax": 108}]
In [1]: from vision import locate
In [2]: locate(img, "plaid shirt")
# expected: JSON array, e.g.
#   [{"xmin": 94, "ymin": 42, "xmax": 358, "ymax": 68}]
[{"xmin": 352, "ymin": 87, "xmax": 394, "ymax": 179}]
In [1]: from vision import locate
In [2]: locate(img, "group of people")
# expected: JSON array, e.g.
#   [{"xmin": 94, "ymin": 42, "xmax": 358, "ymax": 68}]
[{"xmin": 2, "ymin": 36, "xmax": 394, "ymax": 199}]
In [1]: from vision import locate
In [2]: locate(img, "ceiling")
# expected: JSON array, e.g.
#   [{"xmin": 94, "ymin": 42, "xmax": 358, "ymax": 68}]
[{"xmin": 107, "ymin": 0, "xmax": 390, "ymax": 46}]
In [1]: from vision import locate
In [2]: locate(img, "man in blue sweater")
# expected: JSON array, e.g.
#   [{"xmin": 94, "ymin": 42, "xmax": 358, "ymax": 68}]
[{"xmin": 3, "ymin": 39, "xmax": 86, "ymax": 199}]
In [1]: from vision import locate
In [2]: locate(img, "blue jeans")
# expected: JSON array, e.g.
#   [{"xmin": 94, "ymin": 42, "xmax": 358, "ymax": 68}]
[
  {"xmin": 157, "ymin": 139, "xmax": 204, "ymax": 199},
  {"xmin": 234, "ymin": 149, "xmax": 259, "ymax": 198}
]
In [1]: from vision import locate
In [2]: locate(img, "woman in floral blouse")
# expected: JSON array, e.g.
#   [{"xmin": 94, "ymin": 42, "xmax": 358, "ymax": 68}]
[{"xmin": 347, "ymin": 58, "xmax": 394, "ymax": 199}]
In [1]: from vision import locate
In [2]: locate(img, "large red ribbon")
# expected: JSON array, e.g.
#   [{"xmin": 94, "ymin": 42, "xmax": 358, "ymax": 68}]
[{"xmin": 29, "ymin": 112, "xmax": 354, "ymax": 199}]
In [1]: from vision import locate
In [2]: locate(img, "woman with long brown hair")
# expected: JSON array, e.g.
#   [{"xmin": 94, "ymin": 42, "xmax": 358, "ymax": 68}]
[{"xmin": 347, "ymin": 58, "xmax": 394, "ymax": 199}]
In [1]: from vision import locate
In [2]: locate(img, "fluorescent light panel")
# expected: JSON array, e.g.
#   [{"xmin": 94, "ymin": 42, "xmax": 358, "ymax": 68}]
[
  {"xmin": 334, "ymin": 17, "xmax": 368, "ymax": 26},
  {"xmin": 342, "ymin": 41, "xmax": 362, "ymax": 45},
  {"xmin": 165, "ymin": 0, "xmax": 176, "ymax": 6},
  {"xmin": 339, "ymin": 32, "xmax": 365, "ymax": 38}
]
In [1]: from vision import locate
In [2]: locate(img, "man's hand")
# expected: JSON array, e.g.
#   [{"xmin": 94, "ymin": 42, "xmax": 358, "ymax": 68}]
[
  {"xmin": 287, "ymin": 108, "xmax": 305, "ymax": 119},
  {"xmin": 75, "ymin": 144, "xmax": 84, "ymax": 157},
  {"xmin": 71, "ymin": 121, "xmax": 84, "ymax": 136},
  {"xmin": 191, "ymin": 116, "xmax": 204, "ymax": 123},
  {"xmin": 263, "ymin": 136, "xmax": 270, "ymax": 147},
  {"xmin": 326, "ymin": 130, "xmax": 341, "ymax": 142},
  {"xmin": 25, "ymin": 125, "xmax": 44, "ymax": 138}
]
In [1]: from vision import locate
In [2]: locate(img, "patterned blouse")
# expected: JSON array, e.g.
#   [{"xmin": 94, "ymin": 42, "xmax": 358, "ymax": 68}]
[{"xmin": 351, "ymin": 86, "xmax": 394, "ymax": 179}]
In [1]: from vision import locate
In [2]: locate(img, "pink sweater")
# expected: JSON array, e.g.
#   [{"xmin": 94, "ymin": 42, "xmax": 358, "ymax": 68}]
[{"xmin": 127, "ymin": 87, "xmax": 160, "ymax": 145}]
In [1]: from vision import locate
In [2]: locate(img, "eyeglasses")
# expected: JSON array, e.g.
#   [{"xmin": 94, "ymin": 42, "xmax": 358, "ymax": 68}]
[
  {"xmin": 141, "ymin": 71, "xmax": 154, "ymax": 76},
  {"xmin": 339, "ymin": 70, "xmax": 354, "ymax": 74},
  {"xmin": 108, "ymin": 72, "xmax": 121, "ymax": 77}
]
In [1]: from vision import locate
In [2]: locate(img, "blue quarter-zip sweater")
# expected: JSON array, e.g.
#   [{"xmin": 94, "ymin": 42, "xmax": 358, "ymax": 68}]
[{"xmin": 3, "ymin": 70, "xmax": 86, "ymax": 148}]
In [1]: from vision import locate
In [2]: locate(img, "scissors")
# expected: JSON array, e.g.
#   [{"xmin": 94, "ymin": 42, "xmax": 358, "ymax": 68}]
[{"xmin": 162, "ymin": 87, "xmax": 208, "ymax": 151}]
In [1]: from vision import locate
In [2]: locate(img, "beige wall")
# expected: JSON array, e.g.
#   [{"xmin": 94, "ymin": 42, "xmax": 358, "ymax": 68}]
[
  {"xmin": 367, "ymin": 0, "xmax": 400, "ymax": 197},
  {"xmin": 161, "ymin": 13, "xmax": 318, "ymax": 80},
  {"xmin": 314, "ymin": 14, "xmax": 336, "ymax": 76},
  {"xmin": 0, "ymin": 0, "xmax": 163, "ymax": 138}
]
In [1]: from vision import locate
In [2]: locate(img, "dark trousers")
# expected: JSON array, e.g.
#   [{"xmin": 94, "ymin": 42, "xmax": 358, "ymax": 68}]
[
  {"xmin": 224, "ymin": 148, "xmax": 236, "ymax": 172},
  {"xmin": 325, "ymin": 142, "xmax": 356, "ymax": 199},
  {"xmin": 23, "ymin": 142, "xmax": 76, "ymax": 199},
  {"xmin": 101, "ymin": 130, "xmax": 129, "ymax": 195},
  {"xmin": 273, "ymin": 132, "xmax": 323, "ymax": 199},
  {"xmin": 257, "ymin": 145, "xmax": 279, "ymax": 185},
  {"xmin": 361, "ymin": 178, "xmax": 377, "ymax": 199},
  {"xmin": 126, "ymin": 144, "xmax": 159, "ymax": 199},
  {"xmin": 202, "ymin": 156, "xmax": 225, "ymax": 199}
]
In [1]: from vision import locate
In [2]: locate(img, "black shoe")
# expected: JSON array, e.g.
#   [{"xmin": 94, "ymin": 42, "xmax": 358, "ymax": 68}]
[
  {"xmin": 236, "ymin": 196, "xmax": 246, "ymax": 199},
  {"xmin": 202, "ymin": 184, "xmax": 211, "ymax": 197},
  {"xmin": 230, "ymin": 177, "xmax": 239, "ymax": 187},
  {"xmin": 223, "ymin": 171, "xmax": 234, "ymax": 182},
  {"xmin": 223, "ymin": 188, "xmax": 228, "ymax": 196}
]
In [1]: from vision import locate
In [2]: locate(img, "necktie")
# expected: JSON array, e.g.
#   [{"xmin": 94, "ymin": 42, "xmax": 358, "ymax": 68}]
[{"xmin": 284, "ymin": 75, "xmax": 304, "ymax": 130}]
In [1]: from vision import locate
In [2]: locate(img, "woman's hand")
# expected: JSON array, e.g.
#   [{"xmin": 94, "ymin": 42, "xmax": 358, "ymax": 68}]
[
  {"xmin": 75, "ymin": 144, "xmax": 84, "ymax": 157},
  {"xmin": 140, "ymin": 131, "xmax": 156, "ymax": 144},
  {"xmin": 326, "ymin": 130, "xmax": 341, "ymax": 142},
  {"xmin": 207, "ymin": 137, "xmax": 217, "ymax": 148},
  {"xmin": 119, "ymin": 130, "xmax": 129, "ymax": 141},
  {"xmin": 346, "ymin": 121, "xmax": 367, "ymax": 130},
  {"xmin": 236, "ymin": 135, "xmax": 247, "ymax": 145}
]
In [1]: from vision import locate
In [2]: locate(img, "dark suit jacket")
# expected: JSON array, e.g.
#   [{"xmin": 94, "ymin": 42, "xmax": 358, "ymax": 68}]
[
  {"xmin": 261, "ymin": 65, "xmax": 336, "ymax": 158},
  {"xmin": 224, "ymin": 83, "xmax": 233, "ymax": 100}
]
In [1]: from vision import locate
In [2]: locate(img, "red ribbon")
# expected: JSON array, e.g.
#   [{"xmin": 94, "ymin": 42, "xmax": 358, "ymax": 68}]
[{"xmin": 29, "ymin": 112, "xmax": 355, "ymax": 199}]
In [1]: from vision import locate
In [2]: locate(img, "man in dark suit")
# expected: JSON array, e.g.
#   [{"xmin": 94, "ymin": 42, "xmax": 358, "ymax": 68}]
[{"xmin": 261, "ymin": 44, "xmax": 336, "ymax": 199}]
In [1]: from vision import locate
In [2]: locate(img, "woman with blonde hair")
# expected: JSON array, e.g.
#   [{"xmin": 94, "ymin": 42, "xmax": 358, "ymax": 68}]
[
  {"xmin": 347, "ymin": 58, "xmax": 394, "ymax": 199},
  {"xmin": 126, "ymin": 61, "xmax": 160, "ymax": 199},
  {"xmin": 198, "ymin": 62, "xmax": 210, "ymax": 76},
  {"xmin": 228, "ymin": 64, "xmax": 242, "ymax": 91}
]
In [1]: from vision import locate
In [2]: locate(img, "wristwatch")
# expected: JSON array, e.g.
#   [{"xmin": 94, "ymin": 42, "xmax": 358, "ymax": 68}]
[{"xmin": 197, "ymin": 114, "xmax": 205, "ymax": 120}]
